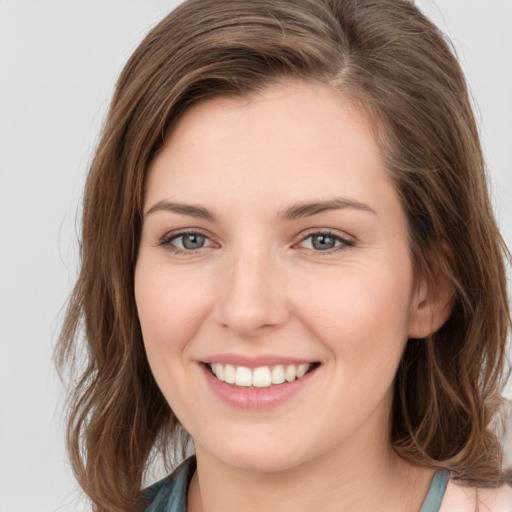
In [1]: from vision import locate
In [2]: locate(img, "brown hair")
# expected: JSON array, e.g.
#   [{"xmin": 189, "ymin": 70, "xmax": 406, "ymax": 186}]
[{"xmin": 55, "ymin": 0, "xmax": 511, "ymax": 510}]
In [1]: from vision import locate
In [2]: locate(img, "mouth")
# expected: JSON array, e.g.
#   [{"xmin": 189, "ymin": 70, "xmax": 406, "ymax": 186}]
[{"xmin": 205, "ymin": 362, "xmax": 321, "ymax": 388}]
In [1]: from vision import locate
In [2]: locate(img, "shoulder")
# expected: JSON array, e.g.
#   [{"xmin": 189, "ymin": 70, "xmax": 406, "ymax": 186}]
[
  {"xmin": 440, "ymin": 480, "xmax": 512, "ymax": 512},
  {"xmin": 137, "ymin": 457, "xmax": 197, "ymax": 512}
]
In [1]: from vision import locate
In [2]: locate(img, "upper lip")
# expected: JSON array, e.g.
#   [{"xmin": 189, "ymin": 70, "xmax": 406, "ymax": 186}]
[{"xmin": 201, "ymin": 354, "xmax": 318, "ymax": 368}]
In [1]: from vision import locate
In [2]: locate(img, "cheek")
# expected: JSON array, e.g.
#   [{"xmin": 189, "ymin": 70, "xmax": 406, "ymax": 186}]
[
  {"xmin": 134, "ymin": 260, "xmax": 214, "ymax": 356},
  {"xmin": 292, "ymin": 264, "xmax": 414, "ymax": 362}
]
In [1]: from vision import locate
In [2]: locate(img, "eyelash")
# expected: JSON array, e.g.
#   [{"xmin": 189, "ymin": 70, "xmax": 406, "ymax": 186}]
[
  {"xmin": 159, "ymin": 229, "xmax": 355, "ymax": 255},
  {"xmin": 159, "ymin": 229, "xmax": 213, "ymax": 255},
  {"xmin": 297, "ymin": 230, "xmax": 355, "ymax": 253}
]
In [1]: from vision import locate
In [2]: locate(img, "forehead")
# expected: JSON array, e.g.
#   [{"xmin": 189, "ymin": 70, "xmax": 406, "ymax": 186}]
[
  {"xmin": 145, "ymin": 81, "xmax": 395, "ymax": 211},
  {"xmin": 164, "ymin": 81, "xmax": 381, "ymax": 153}
]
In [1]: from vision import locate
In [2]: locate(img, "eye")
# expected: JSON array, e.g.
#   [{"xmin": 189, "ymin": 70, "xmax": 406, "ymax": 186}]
[
  {"xmin": 161, "ymin": 231, "xmax": 214, "ymax": 253},
  {"xmin": 298, "ymin": 231, "xmax": 354, "ymax": 252}
]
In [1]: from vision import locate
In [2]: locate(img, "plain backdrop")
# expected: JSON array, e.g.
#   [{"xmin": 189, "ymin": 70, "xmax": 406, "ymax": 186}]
[{"xmin": 0, "ymin": 1, "xmax": 511, "ymax": 511}]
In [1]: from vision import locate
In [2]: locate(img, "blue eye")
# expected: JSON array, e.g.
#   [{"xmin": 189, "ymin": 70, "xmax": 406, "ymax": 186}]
[
  {"xmin": 163, "ymin": 232, "xmax": 213, "ymax": 252},
  {"xmin": 299, "ymin": 232, "xmax": 354, "ymax": 251}
]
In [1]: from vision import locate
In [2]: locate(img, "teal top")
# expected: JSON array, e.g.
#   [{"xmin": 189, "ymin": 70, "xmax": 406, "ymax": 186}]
[
  {"xmin": 140, "ymin": 457, "xmax": 450, "ymax": 512},
  {"xmin": 138, "ymin": 457, "xmax": 196, "ymax": 512},
  {"xmin": 419, "ymin": 469, "xmax": 450, "ymax": 512}
]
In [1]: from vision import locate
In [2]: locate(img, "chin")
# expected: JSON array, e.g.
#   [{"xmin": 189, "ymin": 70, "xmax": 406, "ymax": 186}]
[
  {"xmin": 222, "ymin": 453, "xmax": 305, "ymax": 474},
  {"xmin": 195, "ymin": 433, "xmax": 315, "ymax": 474}
]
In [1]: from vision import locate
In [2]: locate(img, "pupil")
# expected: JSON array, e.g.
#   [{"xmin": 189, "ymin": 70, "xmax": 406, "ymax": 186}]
[
  {"xmin": 312, "ymin": 234, "xmax": 335, "ymax": 250},
  {"xmin": 183, "ymin": 234, "xmax": 205, "ymax": 249}
]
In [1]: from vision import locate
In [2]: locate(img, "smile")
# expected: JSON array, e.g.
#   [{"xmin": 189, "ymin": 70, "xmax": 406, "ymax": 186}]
[
  {"xmin": 201, "ymin": 359, "xmax": 321, "ymax": 409},
  {"xmin": 208, "ymin": 363, "xmax": 315, "ymax": 388}
]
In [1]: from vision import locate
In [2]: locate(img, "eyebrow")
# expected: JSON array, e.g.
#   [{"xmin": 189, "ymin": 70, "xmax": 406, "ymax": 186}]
[
  {"xmin": 145, "ymin": 197, "xmax": 377, "ymax": 221},
  {"xmin": 280, "ymin": 198, "xmax": 377, "ymax": 220},
  {"xmin": 146, "ymin": 200, "xmax": 215, "ymax": 221}
]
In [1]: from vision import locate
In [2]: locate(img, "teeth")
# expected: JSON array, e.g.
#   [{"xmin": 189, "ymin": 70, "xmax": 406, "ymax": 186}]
[
  {"xmin": 285, "ymin": 365, "xmax": 297, "ymax": 382},
  {"xmin": 297, "ymin": 364, "xmax": 309, "ymax": 378},
  {"xmin": 271, "ymin": 365, "xmax": 285, "ymax": 384},
  {"xmin": 253, "ymin": 367, "xmax": 272, "ymax": 387},
  {"xmin": 224, "ymin": 364, "xmax": 236, "ymax": 384},
  {"xmin": 209, "ymin": 363, "xmax": 313, "ymax": 387},
  {"xmin": 235, "ymin": 366, "xmax": 253, "ymax": 386},
  {"xmin": 212, "ymin": 363, "xmax": 223, "ymax": 381}
]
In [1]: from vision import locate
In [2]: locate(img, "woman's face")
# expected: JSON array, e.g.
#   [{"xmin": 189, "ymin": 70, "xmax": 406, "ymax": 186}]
[{"xmin": 135, "ymin": 81, "xmax": 426, "ymax": 472}]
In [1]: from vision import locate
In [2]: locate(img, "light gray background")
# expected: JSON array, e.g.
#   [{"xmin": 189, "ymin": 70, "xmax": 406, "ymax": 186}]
[{"xmin": 0, "ymin": 1, "xmax": 511, "ymax": 511}]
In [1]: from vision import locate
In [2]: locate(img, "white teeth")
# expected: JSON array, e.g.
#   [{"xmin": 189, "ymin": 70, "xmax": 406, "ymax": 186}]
[
  {"xmin": 252, "ymin": 367, "xmax": 272, "ymax": 388},
  {"xmin": 297, "ymin": 364, "xmax": 309, "ymax": 378},
  {"xmin": 215, "ymin": 363, "xmax": 225, "ymax": 381},
  {"xmin": 224, "ymin": 364, "xmax": 236, "ymax": 384},
  {"xmin": 271, "ymin": 365, "xmax": 285, "ymax": 384},
  {"xmin": 211, "ymin": 363, "xmax": 222, "ymax": 380},
  {"xmin": 235, "ymin": 366, "xmax": 253, "ymax": 386},
  {"xmin": 209, "ymin": 363, "xmax": 313, "ymax": 387},
  {"xmin": 285, "ymin": 365, "xmax": 297, "ymax": 382}
]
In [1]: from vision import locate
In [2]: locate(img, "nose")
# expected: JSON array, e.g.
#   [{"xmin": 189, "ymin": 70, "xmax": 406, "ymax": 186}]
[{"xmin": 214, "ymin": 246, "xmax": 289, "ymax": 338}]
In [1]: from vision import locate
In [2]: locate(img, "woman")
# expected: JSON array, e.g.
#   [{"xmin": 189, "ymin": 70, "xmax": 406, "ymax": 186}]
[{"xmin": 56, "ymin": 0, "xmax": 512, "ymax": 511}]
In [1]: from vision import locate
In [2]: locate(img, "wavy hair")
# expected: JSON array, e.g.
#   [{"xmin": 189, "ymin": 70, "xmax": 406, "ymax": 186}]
[{"xmin": 56, "ymin": 0, "xmax": 511, "ymax": 510}]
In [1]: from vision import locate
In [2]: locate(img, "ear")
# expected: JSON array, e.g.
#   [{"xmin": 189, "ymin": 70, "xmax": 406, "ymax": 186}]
[{"xmin": 408, "ymin": 252, "xmax": 455, "ymax": 339}]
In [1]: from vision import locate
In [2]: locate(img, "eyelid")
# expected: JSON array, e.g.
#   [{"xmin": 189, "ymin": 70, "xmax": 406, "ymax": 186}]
[
  {"xmin": 157, "ymin": 227, "xmax": 355, "ymax": 254},
  {"xmin": 159, "ymin": 228, "xmax": 217, "ymax": 253},
  {"xmin": 160, "ymin": 227, "xmax": 210, "ymax": 243},
  {"xmin": 294, "ymin": 229, "xmax": 356, "ymax": 252}
]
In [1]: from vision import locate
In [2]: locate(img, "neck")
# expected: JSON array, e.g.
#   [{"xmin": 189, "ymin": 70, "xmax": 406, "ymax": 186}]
[{"xmin": 187, "ymin": 431, "xmax": 435, "ymax": 512}]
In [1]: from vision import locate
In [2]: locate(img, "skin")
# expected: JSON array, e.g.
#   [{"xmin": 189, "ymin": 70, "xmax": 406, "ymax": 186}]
[{"xmin": 135, "ymin": 81, "xmax": 451, "ymax": 512}]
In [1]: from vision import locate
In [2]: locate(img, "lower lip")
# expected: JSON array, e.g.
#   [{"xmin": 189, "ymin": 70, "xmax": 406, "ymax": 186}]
[{"xmin": 200, "ymin": 364, "xmax": 318, "ymax": 410}]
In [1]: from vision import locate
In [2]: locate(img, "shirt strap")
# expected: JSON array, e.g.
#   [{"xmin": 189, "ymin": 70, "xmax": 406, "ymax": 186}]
[{"xmin": 419, "ymin": 470, "xmax": 450, "ymax": 512}]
